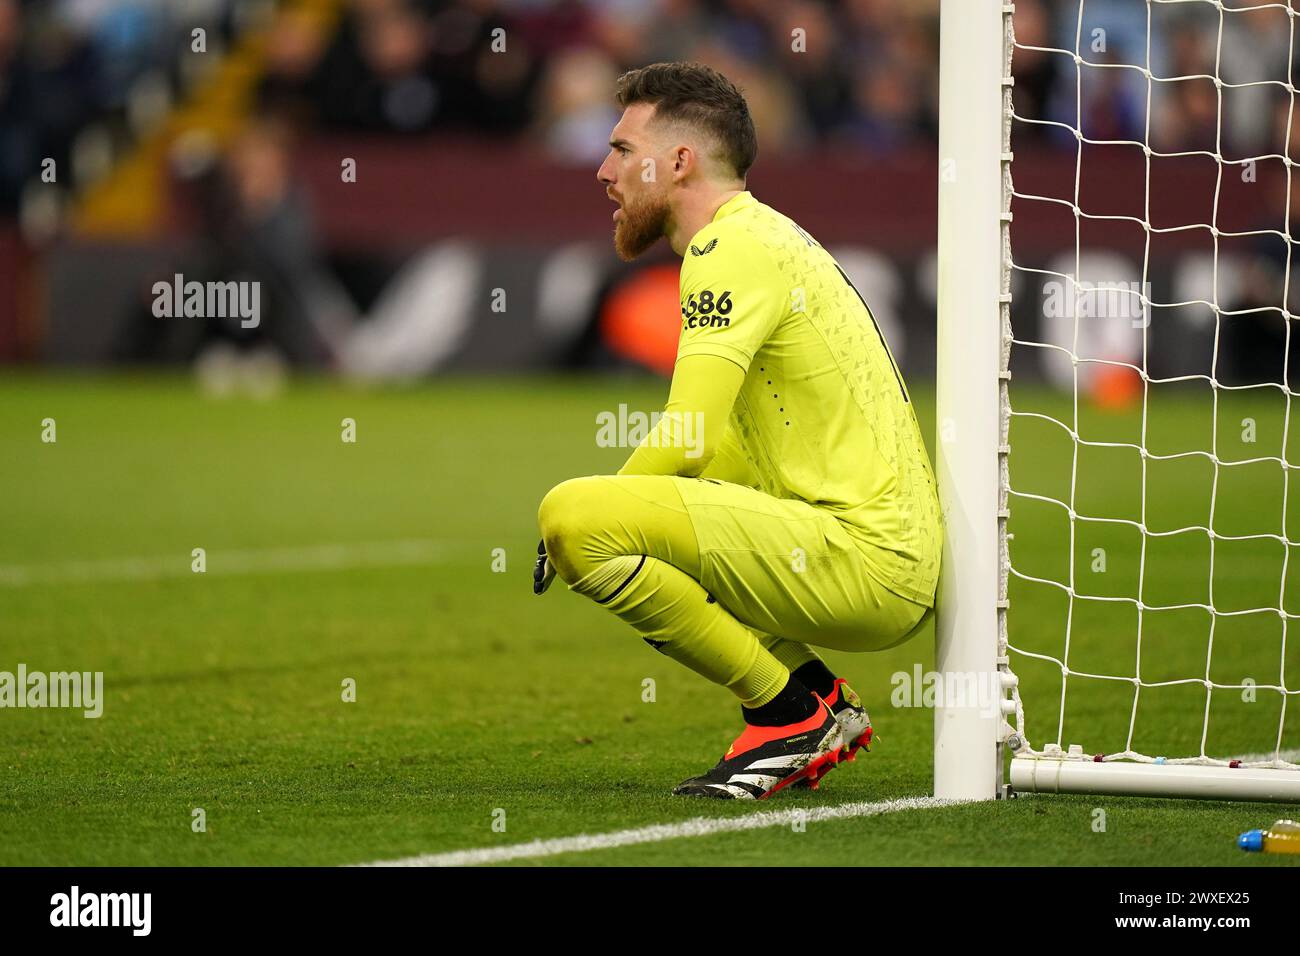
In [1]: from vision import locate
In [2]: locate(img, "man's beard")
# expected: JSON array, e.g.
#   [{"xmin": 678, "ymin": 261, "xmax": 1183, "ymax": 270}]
[{"xmin": 613, "ymin": 192, "xmax": 670, "ymax": 262}]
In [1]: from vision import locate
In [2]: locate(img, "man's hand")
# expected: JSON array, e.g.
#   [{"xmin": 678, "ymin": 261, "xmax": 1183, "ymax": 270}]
[{"xmin": 533, "ymin": 539, "xmax": 556, "ymax": 595}]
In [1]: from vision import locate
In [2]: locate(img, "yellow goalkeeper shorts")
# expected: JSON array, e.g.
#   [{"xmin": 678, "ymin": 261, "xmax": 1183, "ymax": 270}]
[{"xmin": 538, "ymin": 473, "xmax": 930, "ymax": 653}]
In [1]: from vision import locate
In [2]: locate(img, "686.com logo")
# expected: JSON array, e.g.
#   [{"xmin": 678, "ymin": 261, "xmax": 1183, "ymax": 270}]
[{"xmin": 681, "ymin": 289, "xmax": 733, "ymax": 328}]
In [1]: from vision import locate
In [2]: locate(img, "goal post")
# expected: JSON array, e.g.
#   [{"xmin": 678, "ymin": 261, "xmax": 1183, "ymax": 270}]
[
  {"xmin": 936, "ymin": 0, "xmax": 1300, "ymax": 803},
  {"xmin": 935, "ymin": 0, "xmax": 1013, "ymax": 801}
]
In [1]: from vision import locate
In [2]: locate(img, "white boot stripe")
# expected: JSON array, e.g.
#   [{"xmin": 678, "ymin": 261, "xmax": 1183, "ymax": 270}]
[
  {"xmin": 729, "ymin": 773, "xmax": 784, "ymax": 789},
  {"xmin": 707, "ymin": 784, "xmax": 758, "ymax": 799},
  {"xmin": 747, "ymin": 755, "xmax": 814, "ymax": 770}
]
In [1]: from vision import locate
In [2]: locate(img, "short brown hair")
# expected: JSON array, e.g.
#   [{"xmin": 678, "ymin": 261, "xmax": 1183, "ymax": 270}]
[{"xmin": 615, "ymin": 62, "xmax": 757, "ymax": 181}]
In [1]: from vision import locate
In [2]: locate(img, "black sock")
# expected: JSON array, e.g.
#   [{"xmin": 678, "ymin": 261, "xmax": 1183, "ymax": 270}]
[
  {"xmin": 742, "ymin": 675, "xmax": 818, "ymax": 726},
  {"xmin": 793, "ymin": 660, "xmax": 838, "ymax": 700}
]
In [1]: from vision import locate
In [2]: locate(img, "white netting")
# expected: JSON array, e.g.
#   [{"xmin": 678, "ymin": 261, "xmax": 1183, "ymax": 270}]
[{"xmin": 1001, "ymin": 0, "xmax": 1300, "ymax": 774}]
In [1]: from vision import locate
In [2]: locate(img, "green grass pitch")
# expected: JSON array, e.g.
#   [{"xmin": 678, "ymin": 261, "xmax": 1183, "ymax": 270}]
[{"xmin": 0, "ymin": 371, "xmax": 1296, "ymax": 866}]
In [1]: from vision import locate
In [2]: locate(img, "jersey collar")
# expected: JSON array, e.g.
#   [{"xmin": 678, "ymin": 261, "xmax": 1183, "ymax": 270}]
[{"xmin": 711, "ymin": 190, "xmax": 755, "ymax": 223}]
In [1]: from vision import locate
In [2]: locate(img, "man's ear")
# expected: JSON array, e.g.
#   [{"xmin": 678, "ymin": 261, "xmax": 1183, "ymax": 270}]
[{"xmin": 671, "ymin": 144, "xmax": 694, "ymax": 180}]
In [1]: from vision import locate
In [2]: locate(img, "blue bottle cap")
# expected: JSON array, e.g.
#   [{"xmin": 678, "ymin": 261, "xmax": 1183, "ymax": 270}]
[{"xmin": 1237, "ymin": 829, "xmax": 1264, "ymax": 851}]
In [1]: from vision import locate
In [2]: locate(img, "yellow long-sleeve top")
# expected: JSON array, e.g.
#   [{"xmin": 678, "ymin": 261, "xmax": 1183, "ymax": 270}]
[{"xmin": 618, "ymin": 191, "xmax": 942, "ymax": 607}]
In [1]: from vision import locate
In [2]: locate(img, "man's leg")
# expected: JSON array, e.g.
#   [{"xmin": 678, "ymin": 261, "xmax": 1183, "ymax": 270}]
[
  {"xmin": 756, "ymin": 634, "xmax": 838, "ymax": 698},
  {"xmin": 539, "ymin": 472, "xmax": 930, "ymax": 683},
  {"xmin": 537, "ymin": 472, "xmax": 935, "ymax": 797},
  {"xmin": 537, "ymin": 475, "xmax": 812, "ymax": 723},
  {"xmin": 670, "ymin": 477, "xmax": 930, "ymax": 652},
  {"xmin": 756, "ymin": 616, "xmax": 938, "ymax": 698}
]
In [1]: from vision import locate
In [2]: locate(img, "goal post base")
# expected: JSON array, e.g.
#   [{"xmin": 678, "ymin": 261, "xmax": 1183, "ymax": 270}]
[{"xmin": 1010, "ymin": 756, "xmax": 1300, "ymax": 803}]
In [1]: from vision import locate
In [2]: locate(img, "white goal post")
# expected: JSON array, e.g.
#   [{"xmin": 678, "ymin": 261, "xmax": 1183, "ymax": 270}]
[
  {"xmin": 935, "ymin": 0, "xmax": 1011, "ymax": 801},
  {"xmin": 935, "ymin": 0, "xmax": 1300, "ymax": 803}
]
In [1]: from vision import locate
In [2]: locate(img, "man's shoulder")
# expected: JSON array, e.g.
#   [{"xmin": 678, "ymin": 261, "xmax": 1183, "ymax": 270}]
[
  {"xmin": 685, "ymin": 216, "xmax": 753, "ymax": 258},
  {"xmin": 682, "ymin": 207, "xmax": 784, "ymax": 276}
]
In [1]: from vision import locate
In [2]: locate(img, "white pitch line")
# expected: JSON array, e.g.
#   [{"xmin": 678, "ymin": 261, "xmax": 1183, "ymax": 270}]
[
  {"xmin": 0, "ymin": 539, "xmax": 448, "ymax": 587},
  {"xmin": 356, "ymin": 794, "xmax": 966, "ymax": 867}
]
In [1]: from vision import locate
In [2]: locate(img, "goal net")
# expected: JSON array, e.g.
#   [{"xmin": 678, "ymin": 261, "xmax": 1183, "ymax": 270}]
[{"xmin": 936, "ymin": 0, "xmax": 1300, "ymax": 802}]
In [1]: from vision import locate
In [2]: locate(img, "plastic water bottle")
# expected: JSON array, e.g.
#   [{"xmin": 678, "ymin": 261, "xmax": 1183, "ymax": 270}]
[{"xmin": 1237, "ymin": 819, "xmax": 1300, "ymax": 854}]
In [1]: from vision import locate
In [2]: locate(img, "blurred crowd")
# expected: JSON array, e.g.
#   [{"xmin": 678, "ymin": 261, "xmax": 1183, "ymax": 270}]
[
  {"xmin": 0, "ymin": 0, "xmax": 252, "ymax": 214},
  {"xmin": 252, "ymin": 0, "xmax": 1300, "ymax": 164},
  {"xmin": 1014, "ymin": 0, "xmax": 1297, "ymax": 158},
  {"xmin": 7, "ymin": 0, "xmax": 1300, "ymax": 218},
  {"xmin": 3, "ymin": 0, "xmax": 1299, "ymax": 383},
  {"xmin": 254, "ymin": 0, "xmax": 944, "ymax": 158}
]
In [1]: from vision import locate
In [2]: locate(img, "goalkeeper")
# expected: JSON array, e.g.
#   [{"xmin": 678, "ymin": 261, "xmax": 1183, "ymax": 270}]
[{"xmin": 535, "ymin": 62, "xmax": 943, "ymax": 799}]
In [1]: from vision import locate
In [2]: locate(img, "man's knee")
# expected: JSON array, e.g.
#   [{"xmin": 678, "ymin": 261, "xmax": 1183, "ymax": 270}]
[{"xmin": 537, "ymin": 476, "xmax": 605, "ymax": 583}]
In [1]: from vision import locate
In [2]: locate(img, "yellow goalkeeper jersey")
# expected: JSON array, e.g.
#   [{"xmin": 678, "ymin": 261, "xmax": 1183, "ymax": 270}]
[{"xmin": 675, "ymin": 190, "xmax": 942, "ymax": 606}]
